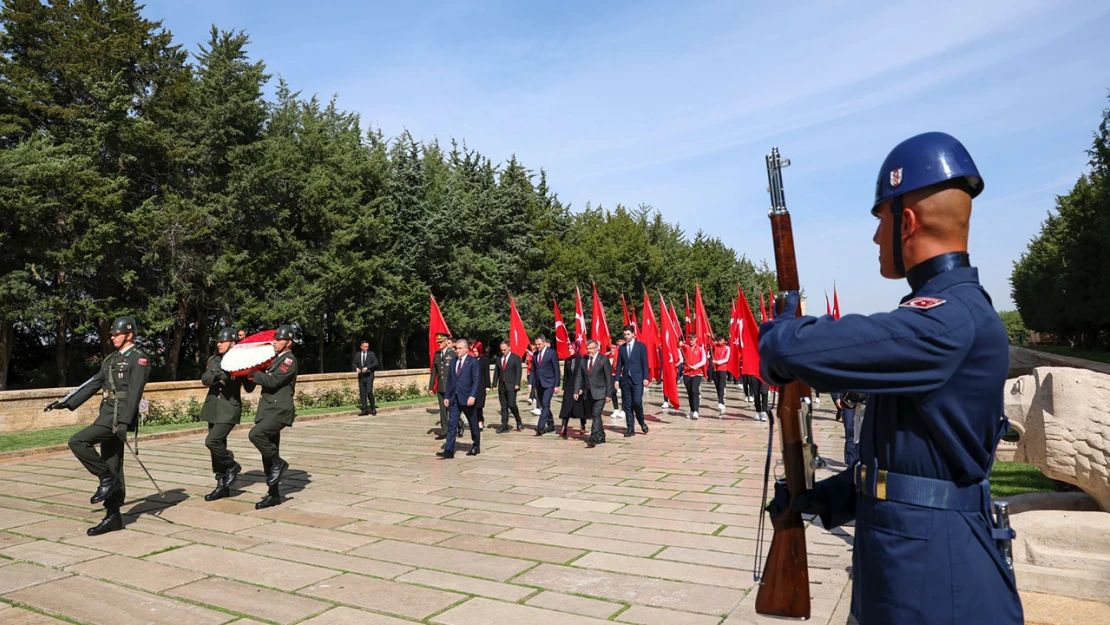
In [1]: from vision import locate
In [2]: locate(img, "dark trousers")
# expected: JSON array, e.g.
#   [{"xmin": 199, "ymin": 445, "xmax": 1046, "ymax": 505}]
[
  {"xmin": 742, "ymin": 374, "xmax": 753, "ymax": 397},
  {"xmin": 436, "ymin": 392, "xmax": 449, "ymax": 431},
  {"xmin": 205, "ymin": 422, "xmax": 237, "ymax": 475},
  {"xmin": 842, "ymin": 407, "xmax": 859, "ymax": 467},
  {"xmin": 752, "ymin": 378, "xmax": 770, "ymax": 413},
  {"xmin": 445, "ymin": 401, "xmax": 478, "ymax": 453},
  {"xmin": 68, "ymin": 422, "xmax": 126, "ymax": 510},
  {"xmin": 586, "ymin": 394, "xmax": 606, "ymax": 444},
  {"xmin": 535, "ymin": 386, "xmax": 555, "ymax": 430},
  {"xmin": 714, "ymin": 371, "xmax": 728, "ymax": 404},
  {"xmin": 621, "ymin": 378, "xmax": 645, "ymax": 430},
  {"xmin": 358, "ymin": 374, "xmax": 376, "ymax": 412},
  {"xmin": 498, "ymin": 385, "xmax": 521, "ymax": 427},
  {"xmin": 683, "ymin": 376, "xmax": 702, "ymax": 413},
  {"xmin": 249, "ymin": 417, "xmax": 285, "ymax": 481}
]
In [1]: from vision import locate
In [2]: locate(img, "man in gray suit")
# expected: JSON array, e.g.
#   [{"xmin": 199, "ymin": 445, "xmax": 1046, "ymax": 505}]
[{"xmin": 575, "ymin": 339, "xmax": 614, "ymax": 448}]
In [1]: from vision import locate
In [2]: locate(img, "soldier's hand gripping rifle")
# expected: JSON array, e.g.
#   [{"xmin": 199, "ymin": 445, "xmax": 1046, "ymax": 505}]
[
  {"xmin": 44, "ymin": 375, "xmax": 100, "ymax": 412},
  {"xmin": 754, "ymin": 147, "xmax": 812, "ymax": 620}
]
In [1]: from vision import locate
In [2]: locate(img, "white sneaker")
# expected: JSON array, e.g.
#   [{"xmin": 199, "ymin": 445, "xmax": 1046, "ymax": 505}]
[
  {"xmin": 691, "ymin": 411, "xmax": 699, "ymax": 420},
  {"xmin": 814, "ymin": 397, "xmax": 821, "ymax": 405},
  {"xmin": 529, "ymin": 397, "xmax": 536, "ymax": 405},
  {"xmin": 717, "ymin": 403, "xmax": 725, "ymax": 412},
  {"xmin": 758, "ymin": 411, "xmax": 768, "ymax": 422},
  {"xmin": 746, "ymin": 395, "xmax": 754, "ymax": 402},
  {"xmin": 802, "ymin": 396, "xmax": 811, "ymax": 405},
  {"xmin": 662, "ymin": 401, "xmax": 671, "ymax": 409},
  {"xmin": 530, "ymin": 408, "xmax": 541, "ymax": 416}
]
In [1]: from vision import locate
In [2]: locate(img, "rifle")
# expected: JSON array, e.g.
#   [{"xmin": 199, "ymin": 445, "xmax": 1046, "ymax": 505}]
[
  {"xmin": 754, "ymin": 147, "xmax": 812, "ymax": 619},
  {"xmin": 44, "ymin": 375, "xmax": 100, "ymax": 412}
]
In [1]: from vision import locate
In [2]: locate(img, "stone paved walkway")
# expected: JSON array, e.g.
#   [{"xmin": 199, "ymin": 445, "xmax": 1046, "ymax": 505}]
[{"xmin": 0, "ymin": 390, "xmax": 856, "ymax": 625}]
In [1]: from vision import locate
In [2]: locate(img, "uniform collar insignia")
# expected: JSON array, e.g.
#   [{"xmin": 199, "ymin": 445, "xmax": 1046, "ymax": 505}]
[{"xmin": 906, "ymin": 252, "xmax": 970, "ymax": 293}]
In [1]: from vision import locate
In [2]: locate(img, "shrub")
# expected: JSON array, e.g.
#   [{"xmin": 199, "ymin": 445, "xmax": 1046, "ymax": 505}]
[{"xmin": 141, "ymin": 397, "xmax": 203, "ymax": 426}]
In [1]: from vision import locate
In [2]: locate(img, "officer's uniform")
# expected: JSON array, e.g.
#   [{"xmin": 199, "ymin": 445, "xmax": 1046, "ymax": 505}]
[
  {"xmin": 248, "ymin": 326, "xmax": 298, "ymax": 509},
  {"xmin": 758, "ymin": 133, "xmax": 1022, "ymax": 624},
  {"xmin": 58, "ymin": 316, "xmax": 150, "ymax": 536},
  {"xmin": 200, "ymin": 327, "xmax": 254, "ymax": 500},
  {"xmin": 429, "ymin": 340, "xmax": 454, "ymax": 435}
]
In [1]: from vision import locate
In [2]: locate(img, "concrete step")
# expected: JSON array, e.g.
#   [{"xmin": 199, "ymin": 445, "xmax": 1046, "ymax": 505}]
[{"xmin": 1016, "ymin": 562, "xmax": 1110, "ymax": 602}]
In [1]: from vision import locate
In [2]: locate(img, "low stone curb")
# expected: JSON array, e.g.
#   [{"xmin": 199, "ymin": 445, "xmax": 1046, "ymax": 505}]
[{"xmin": 0, "ymin": 400, "xmax": 437, "ymax": 464}]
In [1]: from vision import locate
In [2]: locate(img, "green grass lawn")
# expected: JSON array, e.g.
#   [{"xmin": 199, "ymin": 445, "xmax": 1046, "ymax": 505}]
[
  {"xmin": 1028, "ymin": 345, "xmax": 1110, "ymax": 365},
  {"xmin": 990, "ymin": 461, "xmax": 1058, "ymax": 498},
  {"xmin": 0, "ymin": 396, "xmax": 434, "ymax": 454}
]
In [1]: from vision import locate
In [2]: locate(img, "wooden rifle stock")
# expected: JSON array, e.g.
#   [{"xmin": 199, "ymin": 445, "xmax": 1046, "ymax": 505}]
[{"xmin": 755, "ymin": 148, "xmax": 811, "ymax": 620}]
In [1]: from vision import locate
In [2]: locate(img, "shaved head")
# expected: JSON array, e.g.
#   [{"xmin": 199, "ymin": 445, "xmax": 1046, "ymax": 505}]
[{"xmin": 874, "ymin": 180, "xmax": 973, "ymax": 278}]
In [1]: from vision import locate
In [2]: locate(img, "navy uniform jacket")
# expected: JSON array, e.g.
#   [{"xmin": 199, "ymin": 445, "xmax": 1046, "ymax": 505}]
[{"xmin": 758, "ymin": 253, "xmax": 1022, "ymax": 624}]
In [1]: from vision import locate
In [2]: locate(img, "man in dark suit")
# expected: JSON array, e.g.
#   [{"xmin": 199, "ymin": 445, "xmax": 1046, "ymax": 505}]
[
  {"xmin": 428, "ymin": 332, "xmax": 454, "ymax": 439},
  {"xmin": 615, "ymin": 325, "xmax": 650, "ymax": 436},
  {"xmin": 493, "ymin": 339, "xmax": 523, "ymax": 433},
  {"xmin": 352, "ymin": 340, "xmax": 380, "ymax": 416},
  {"xmin": 530, "ymin": 334, "xmax": 560, "ymax": 435},
  {"xmin": 575, "ymin": 339, "xmax": 614, "ymax": 448},
  {"xmin": 438, "ymin": 338, "xmax": 481, "ymax": 458}
]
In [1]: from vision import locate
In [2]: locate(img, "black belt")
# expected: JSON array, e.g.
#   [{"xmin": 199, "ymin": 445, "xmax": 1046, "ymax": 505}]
[{"xmin": 853, "ymin": 463, "xmax": 987, "ymax": 511}]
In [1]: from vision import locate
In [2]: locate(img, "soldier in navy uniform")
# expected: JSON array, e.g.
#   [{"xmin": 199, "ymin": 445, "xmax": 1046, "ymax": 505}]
[
  {"xmin": 46, "ymin": 316, "xmax": 151, "ymax": 536},
  {"xmin": 760, "ymin": 133, "xmax": 1022, "ymax": 624}
]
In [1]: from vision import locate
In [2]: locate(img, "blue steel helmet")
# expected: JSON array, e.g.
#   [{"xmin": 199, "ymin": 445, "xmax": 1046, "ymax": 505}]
[{"xmin": 872, "ymin": 132, "xmax": 983, "ymax": 215}]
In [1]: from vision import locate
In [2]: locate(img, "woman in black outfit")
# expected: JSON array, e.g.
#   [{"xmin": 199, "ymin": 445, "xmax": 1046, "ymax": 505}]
[
  {"xmin": 558, "ymin": 349, "xmax": 587, "ymax": 437},
  {"xmin": 473, "ymin": 340, "xmax": 491, "ymax": 430}
]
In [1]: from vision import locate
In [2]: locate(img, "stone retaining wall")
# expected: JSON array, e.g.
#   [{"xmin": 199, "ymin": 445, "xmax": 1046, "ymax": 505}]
[
  {"xmin": 1009, "ymin": 345, "xmax": 1110, "ymax": 377},
  {"xmin": 0, "ymin": 367, "xmax": 437, "ymax": 433}
]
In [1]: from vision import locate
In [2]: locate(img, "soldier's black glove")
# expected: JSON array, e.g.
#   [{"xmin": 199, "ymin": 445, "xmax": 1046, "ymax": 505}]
[
  {"xmin": 44, "ymin": 400, "xmax": 64, "ymax": 412},
  {"xmin": 765, "ymin": 479, "xmax": 829, "ymax": 518}
]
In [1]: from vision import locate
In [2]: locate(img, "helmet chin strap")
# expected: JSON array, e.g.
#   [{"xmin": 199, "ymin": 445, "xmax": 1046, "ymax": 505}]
[{"xmin": 891, "ymin": 195, "xmax": 905, "ymax": 276}]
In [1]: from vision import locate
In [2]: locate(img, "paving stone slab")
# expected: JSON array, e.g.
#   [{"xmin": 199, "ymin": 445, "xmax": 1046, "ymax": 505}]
[
  {"xmin": 0, "ymin": 540, "xmax": 104, "ymax": 567},
  {"xmin": 296, "ymin": 606, "xmax": 417, "ymax": 625},
  {"xmin": 149, "ymin": 543, "xmax": 335, "ymax": 590},
  {"xmin": 496, "ymin": 527, "xmax": 663, "ymax": 557},
  {"xmin": 525, "ymin": 591, "xmax": 624, "ymax": 618},
  {"xmin": 525, "ymin": 497, "xmax": 624, "ymax": 513},
  {"xmin": 66, "ymin": 554, "xmax": 205, "ymax": 592},
  {"xmin": 300, "ymin": 572, "xmax": 464, "ymax": 620},
  {"xmin": 0, "ymin": 606, "xmax": 73, "ymax": 625},
  {"xmin": 444, "ymin": 509, "xmax": 586, "ymax": 533},
  {"xmin": 151, "ymin": 505, "xmax": 270, "ymax": 533},
  {"xmin": 169, "ymin": 576, "xmax": 331, "ymax": 624},
  {"xmin": 515, "ymin": 564, "xmax": 744, "ymax": 616},
  {"xmin": 397, "ymin": 568, "xmax": 534, "ymax": 602},
  {"xmin": 63, "ymin": 528, "xmax": 189, "ymax": 557},
  {"xmin": 573, "ymin": 552, "xmax": 753, "ymax": 590},
  {"xmin": 616, "ymin": 604, "xmax": 724, "ymax": 625},
  {"xmin": 432, "ymin": 597, "xmax": 614, "ymax": 625},
  {"xmin": 167, "ymin": 527, "xmax": 266, "ymax": 550},
  {"xmin": 4, "ymin": 575, "xmax": 228, "ymax": 625},
  {"xmin": 0, "ymin": 563, "xmax": 70, "ymax": 594},
  {"xmin": 0, "ymin": 509, "xmax": 53, "ymax": 531},
  {"xmin": 351, "ymin": 539, "xmax": 534, "ymax": 581},
  {"xmin": 239, "ymin": 520, "xmax": 376, "ymax": 552},
  {"xmin": 246, "ymin": 542, "xmax": 412, "ymax": 580},
  {"xmin": 340, "ymin": 521, "xmax": 454, "ymax": 545},
  {"xmin": 436, "ymin": 534, "xmax": 584, "ymax": 564}
]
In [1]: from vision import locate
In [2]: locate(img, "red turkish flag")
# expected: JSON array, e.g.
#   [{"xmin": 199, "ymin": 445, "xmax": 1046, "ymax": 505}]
[
  {"xmin": 553, "ymin": 299, "xmax": 573, "ymax": 359},
  {"xmin": 621, "ymin": 294, "xmax": 631, "ymax": 331},
  {"xmin": 508, "ymin": 295, "xmax": 530, "ymax": 357},
  {"xmin": 657, "ymin": 294, "xmax": 681, "ymax": 409},
  {"xmin": 684, "ymin": 293, "xmax": 694, "ymax": 337},
  {"xmin": 738, "ymin": 288, "xmax": 761, "ymax": 380},
  {"xmin": 833, "ymin": 285, "xmax": 841, "ymax": 320},
  {"xmin": 640, "ymin": 290, "xmax": 660, "ymax": 382},
  {"xmin": 694, "ymin": 284, "xmax": 713, "ymax": 349},
  {"xmin": 759, "ymin": 292, "xmax": 767, "ymax": 323},
  {"xmin": 429, "ymin": 296, "xmax": 452, "ymax": 392},
  {"xmin": 590, "ymin": 284, "xmax": 611, "ymax": 351},
  {"xmin": 726, "ymin": 298, "xmax": 742, "ymax": 378}
]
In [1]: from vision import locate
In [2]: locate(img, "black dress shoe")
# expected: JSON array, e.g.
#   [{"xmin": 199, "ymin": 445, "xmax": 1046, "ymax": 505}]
[
  {"xmin": 545, "ymin": 424, "xmax": 556, "ymax": 433},
  {"xmin": 496, "ymin": 426, "xmax": 511, "ymax": 434},
  {"xmin": 204, "ymin": 484, "xmax": 230, "ymax": 502},
  {"xmin": 255, "ymin": 494, "xmax": 282, "ymax": 509},
  {"xmin": 641, "ymin": 423, "xmax": 649, "ymax": 434},
  {"xmin": 436, "ymin": 450, "xmax": 455, "ymax": 459},
  {"xmin": 466, "ymin": 448, "xmax": 480, "ymax": 456},
  {"xmin": 90, "ymin": 474, "xmax": 121, "ymax": 504},
  {"xmin": 533, "ymin": 429, "xmax": 545, "ymax": 436},
  {"xmin": 515, "ymin": 421, "xmax": 524, "ymax": 431},
  {"xmin": 586, "ymin": 441, "xmax": 596, "ymax": 448},
  {"xmin": 624, "ymin": 429, "xmax": 635, "ymax": 437},
  {"xmin": 224, "ymin": 462, "xmax": 242, "ymax": 488},
  {"xmin": 434, "ymin": 434, "xmax": 447, "ymax": 440},
  {"xmin": 266, "ymin": 457, "xmax": 289, "ymax": 487},
  {"xmin": 371, "ymin": 408, "xmax": 377, "ymax": 416},
  {"xmin": 86, "ymin": 512, "xmax": 123, "ymax": 536}
]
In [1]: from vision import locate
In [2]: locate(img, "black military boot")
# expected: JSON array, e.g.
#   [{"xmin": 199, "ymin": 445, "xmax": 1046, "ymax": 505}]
[
  {"xmin": 266, "ymin": 457, "xmax": 289, "ymax": 487},
  {"xmin": 224, "ymin": 462, "xmax": 242, "ymax": 488},
  {"xmin": 90, "ymin": 474, "xmax": 121, "ymax": 504},
  {"xmin": 87, "ymin": 508, "xmax": 123, "ymax": 536},
  {"xmin": 255, "ymin": 485, "xmax": 282, "ymax": 510},
  {"xmin": 204, "ymin": 475, "xmax": 230, "ymax": 502}
]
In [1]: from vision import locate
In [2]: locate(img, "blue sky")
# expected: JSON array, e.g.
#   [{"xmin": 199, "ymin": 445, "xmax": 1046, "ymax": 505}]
[{"xmin": 147, "ymin": 0, "xmax": 1110, "ymax": 314}]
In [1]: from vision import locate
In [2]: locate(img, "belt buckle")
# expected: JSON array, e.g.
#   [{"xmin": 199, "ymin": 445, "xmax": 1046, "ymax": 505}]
[
  {"xmin": 875, "ymin": 469, "xmax": 888, "ymax": 500},
  {"xmin": 102, "ymin": 391, "xmax": 109, "ymax": 399}
]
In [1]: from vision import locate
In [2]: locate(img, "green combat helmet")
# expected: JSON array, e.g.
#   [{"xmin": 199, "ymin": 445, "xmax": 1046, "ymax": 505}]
[
  {"xmin": 217, "ymin": 327, "xmax": 238, "ymax": 342},
  {"xmin": 110, "ymin": 316, "xmax": 137, "ymax": 335},
  {"xmin": 274, "ymin": 325, "xmax": 296, "ymax": 341}
]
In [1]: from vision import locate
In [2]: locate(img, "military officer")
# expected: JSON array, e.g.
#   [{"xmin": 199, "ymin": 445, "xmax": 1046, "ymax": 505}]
[
  {"xmin": 200, "ymin": 327, "xmax": 255, "ymax": 502},
  {"xmin": 247, "ymin": 324, "xmax": 298, "ymax": 510},
  {"xmin": 45, "ymin": 316, "xmax": 151, "ymax": 536},
  {"xmin": 428, "ymin": 332, "xmax": 454, "ymax": 439},
  {"xmin": 759, "ymin": 133, "xmax": 1022, "ymax": 624}
]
